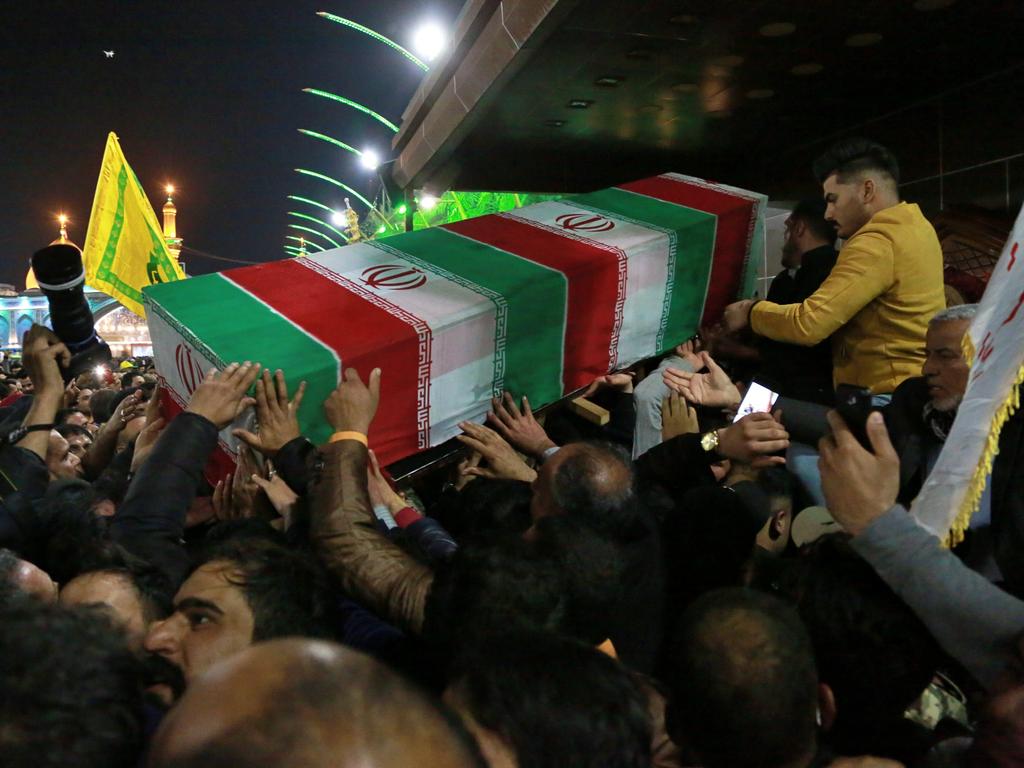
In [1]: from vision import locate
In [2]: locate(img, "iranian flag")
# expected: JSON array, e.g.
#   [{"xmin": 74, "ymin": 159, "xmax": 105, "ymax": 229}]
[{"xmin": 144, "ymin": 174, "xmax": 766, "ymax": 469}]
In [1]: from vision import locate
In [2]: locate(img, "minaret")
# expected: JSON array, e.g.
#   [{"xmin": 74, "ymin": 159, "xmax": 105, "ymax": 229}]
[
  {"xmin": 298, "ymin": 236, "xmax": 308, "ymax": 258},
  {"xmin": 26, "ymin": 214, "xmax": 75, "ymax": 290},
  {"xmin": 163, "ymin": 185, "xmax": 183, "ymax": 262}
]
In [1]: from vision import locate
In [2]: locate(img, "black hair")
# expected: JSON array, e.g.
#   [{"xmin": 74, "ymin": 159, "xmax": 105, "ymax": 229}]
[
  {"xmin": 435, "ymin": 478, "xmax": 533, "ymax": 541},
  {"xmin": 757, "ymin": 466, "xmax": 795, "ymax": 504},
  {"xmin": 450, "ymin": 631, "xmax": 652, "ymax": 768},
  {"xmin": 551, "ymin": 441, "xmax": 644, "ymax": 541},
  {"xmin": 55, "ymin": 407, "xmax": 88, "ymax": 425},
  {"xmin": 661, "ymin": 486, "xmax": 764, "ymax": 610},
  {"xmin": 121, "ymin": 370, "xmax": 143, "ymax": 389},
  {"xmin": 56, "ymin": 422, "xmax": 94, "ymax": 441},
  {"xmin": 425, "ymin": 536, "xmax": 567, "ymax": 654},
  {"xmin": 30, "ymin": 479, "xmax": 109, "ymax": 584},
  {"xmin": 789, "ymin": 198, "xmax": 838, "ymax": 245},
  {"xmin": 75, "ymin": 545, "xmax": 176, "ymax": 624},
  {"xmin": 529, "ymin": 515, "xmax": 624, "ymax": 645},
  {"xmin": 779, "ymin": 535, "xmax": 943, "ymax": 759},
  {"xmin": 425, "ymin": 520, "xmax": 624, "ymax": 657},
  {"xmin": 665, "ymin": 588, "xmax": 819, "ymax": 768},
  {"xmin": 196, "ymin": 536, "xmax": 335, "ymax": 642},
  {"xmin": 0, "ymin": 601, "xmax": 145, "ymax": 768},
  {"xmin": 812, "ymin": 137, "xmax": 900, "ymax": 185},
  {"xmin": 88, "ymin": 388, "xmax": 119, "ymax": 424}
]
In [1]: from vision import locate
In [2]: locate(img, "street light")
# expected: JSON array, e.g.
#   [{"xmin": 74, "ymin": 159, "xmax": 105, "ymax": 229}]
[
  {"xmin": 412, "ymin": 22, "xmax": 446, "ymax": 61},
  {"xmin": 359, "ymin": 149, "xmax": 381, "ymax": 171}
]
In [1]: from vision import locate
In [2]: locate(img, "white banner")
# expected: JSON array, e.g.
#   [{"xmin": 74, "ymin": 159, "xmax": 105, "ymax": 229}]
[{"xmin": 912, "ymin": 205, "xmax": 1024, "ymax": 542}]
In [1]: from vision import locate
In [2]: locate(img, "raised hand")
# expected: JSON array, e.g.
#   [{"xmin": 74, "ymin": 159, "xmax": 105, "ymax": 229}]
[
  {"xmin": 715, "ymin": 412, "xmax": 789, "ymax": 468},
  {"xmin": 661, "ymin": 392, "xmax": 699, "ymax": 440},
  {"xmin": 22, "ymin": 325, "xmax": 70, "ymax": 400},
  {"xmin": 819, "ymin": 411, "xmax": 900, "ymax": 536},
  {"xmin": 581, "ymin": 371, "xmax": 636, "ymax": 398},
  {"xmin": 323, "ymin": 367, "xmax": 381, "ymax": 434},
  {"xmin": 722, "ymin": 299, "xmax": 756, "ymax": 333},
  {"xmin": 367, "ymin": 449, "xmax": 406, "ymax": 513},
  {"xmin": 233, "ymin": 369, "xmax": 307, "ymax": 457},
  {"xmin": 186, "ymin": 362, "xmax": 261, "ymax": 429},
  {"xmin": 109, "ymin": 389, "xmax": 146, "ymax": 432},
  {"xmin": 486, "ymin": 392, "xmax": 556, "ymax": 460},
  {"xmin": 673, "ymin": 338, "xmax": 703, "ymax": 371},
  {"xmin": 456, "ymin": 421, "xmax": 537, "ymax": 483},
  {"xmin": 663, "ymin": 351, "xmax": 741, "ymax": 409}
]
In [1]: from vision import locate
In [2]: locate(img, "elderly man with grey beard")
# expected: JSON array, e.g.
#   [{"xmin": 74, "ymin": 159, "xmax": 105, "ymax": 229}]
[{"xmin": 882, "ymin": 304, "xmax": 1024, "ymax": 593}]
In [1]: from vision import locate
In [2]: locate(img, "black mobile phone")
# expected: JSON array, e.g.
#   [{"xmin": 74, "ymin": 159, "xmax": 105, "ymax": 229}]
[{"xmin": 834, "ymin": 385, "xmax": 875, "ymax": 450}]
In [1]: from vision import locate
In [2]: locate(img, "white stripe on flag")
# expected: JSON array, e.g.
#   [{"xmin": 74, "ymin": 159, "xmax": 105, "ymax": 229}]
[
  {"xmin": 503, "ymin": 200, "xmax": 671, "ymax": 368},
  {"xmin": 306, "ymin": 244, "xmax": 498, "ymax": 444}
]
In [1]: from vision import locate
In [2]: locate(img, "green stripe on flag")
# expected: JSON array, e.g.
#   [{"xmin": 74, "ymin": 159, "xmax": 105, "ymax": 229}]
[
  {"xmin": 375, "ymin": 227, "xmax": 568, "ymax": 403},
  {"xmin": 568, "ymin": 187, "xmax": 717, "ymax": 350},
  {"xmin": 144, "ymin": 273, "xmax": 340, "ymax": 444}
]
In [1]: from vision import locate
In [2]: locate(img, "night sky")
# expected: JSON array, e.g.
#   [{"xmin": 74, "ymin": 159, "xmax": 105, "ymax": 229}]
[{"xmin": 1, "ymin": 1, "xmax": 462, "ymax": 288}]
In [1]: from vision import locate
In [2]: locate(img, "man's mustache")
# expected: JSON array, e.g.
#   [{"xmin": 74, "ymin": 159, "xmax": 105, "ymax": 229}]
[{"xmin": 142, "ymin": 652, "xmax": 186, "ymax": 700}]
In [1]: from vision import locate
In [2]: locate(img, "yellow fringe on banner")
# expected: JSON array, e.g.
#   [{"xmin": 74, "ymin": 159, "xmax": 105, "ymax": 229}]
[{"xmin": 946, "ymin": 358, "xmax": 1024, "ymax": 547}]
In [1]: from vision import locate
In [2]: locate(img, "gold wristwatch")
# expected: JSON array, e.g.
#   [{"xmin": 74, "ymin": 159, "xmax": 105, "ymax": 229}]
[{"xmin": 700, "ymin": 429, "xmax": 720, "ymax": 455}]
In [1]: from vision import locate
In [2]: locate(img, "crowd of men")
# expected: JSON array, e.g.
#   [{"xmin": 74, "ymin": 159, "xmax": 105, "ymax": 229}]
[{"xmin": 1, "ymin": 137, "xmax": 1022, "ymax": 768}]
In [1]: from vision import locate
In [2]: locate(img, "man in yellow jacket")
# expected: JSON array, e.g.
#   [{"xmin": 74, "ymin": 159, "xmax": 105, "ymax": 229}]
[{"xmin": 724, "ymin": 138, "xmax": 945, "ymax": 396}]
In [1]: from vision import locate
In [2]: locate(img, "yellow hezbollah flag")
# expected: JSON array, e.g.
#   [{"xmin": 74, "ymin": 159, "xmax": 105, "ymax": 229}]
[{"xmin": 82, "ymin": 133, "xmax": 185, "ymax": 316}]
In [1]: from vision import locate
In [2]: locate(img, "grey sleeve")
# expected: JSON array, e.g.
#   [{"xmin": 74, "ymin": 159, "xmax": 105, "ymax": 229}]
[
  {"xmin": 631, "ymin": 355, "xmax": 693, "ymax": 459},
  {"xmin": 851, "ymin": 506, "xmax": 1024, "ymax": 690}
]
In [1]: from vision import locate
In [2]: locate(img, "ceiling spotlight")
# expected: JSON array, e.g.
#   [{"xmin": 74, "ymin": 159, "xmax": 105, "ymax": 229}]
[
  {"xmin": 790, "ymin": 62, "xmax": 824, "ymax": 76},
  {"xmin": 412, "ymin": 22, "xmax": 446, "ymax": 61},
  {"xmin": 710, "ymin": 54, "xmax": 745, "ymax": 68},
  {"xmin": 567, "ymin": 99, "xmax": 593, "ymax": 109},
  {"xmin": 595, "ymin": 76, "xmax": 622, "ymax": 87},
  {"xmin": 360, "ymin": 149, "xmax": 381, "ymax": 170},
  {"xmin": 544, "ymin": 119, "xmax": 566, "ymax": 127},
  {"xmin": 759, "ymin": 22, "xmax": 796, "ymax": 37},
  {"xmin": 419, "ymin": 193, "xmax": 439, "ymax": 211},
  {"xmin": 845, "ymin": 32, "xmax": 883, "ymax": 47},
  {"xmin": 331, "ymin": 211, "xmax": 346, "ymax": 226}
]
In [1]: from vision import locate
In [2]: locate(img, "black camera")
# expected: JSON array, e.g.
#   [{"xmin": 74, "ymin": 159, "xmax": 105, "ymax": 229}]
[
  {"xmin": 834, "ymin": 384, "xmax": 876, "ymax": 451},
  {"xmin": 31, "ymin": 242, "xmax": 111, "ymax": 382}
]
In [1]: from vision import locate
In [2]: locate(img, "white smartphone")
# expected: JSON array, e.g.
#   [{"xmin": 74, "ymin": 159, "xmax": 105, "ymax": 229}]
[{"xmin": 733, "ymin": 381, "xmax": 780, "ymax": 423}]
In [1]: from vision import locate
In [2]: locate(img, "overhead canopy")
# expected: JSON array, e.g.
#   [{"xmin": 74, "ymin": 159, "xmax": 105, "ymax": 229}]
[{"xmin": 390, "ymin": 0, "xmax": 1022, "ymax": 196}]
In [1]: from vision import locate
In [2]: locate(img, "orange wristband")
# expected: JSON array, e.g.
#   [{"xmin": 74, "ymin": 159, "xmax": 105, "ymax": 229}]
[{"xmin": 329, "ymin": 430, "xmax": 368, "ymax": 446}]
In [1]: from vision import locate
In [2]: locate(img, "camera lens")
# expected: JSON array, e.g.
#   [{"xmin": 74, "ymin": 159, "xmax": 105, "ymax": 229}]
[{"xmin": 30, "ymin": 242, "xmax": 111, "ymax": 379}]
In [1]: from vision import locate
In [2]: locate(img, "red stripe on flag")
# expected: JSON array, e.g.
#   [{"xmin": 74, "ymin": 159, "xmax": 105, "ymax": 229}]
[
  {"xmin": 227, "ymin": 260, "xmax": 424, "ymax": 464},
  {"xmin": 619, "ymin": 177, "xmax": 757, "ymax": 326},
  {"xmin": 445, "ymin": 214, "xmax": 625, "ymax": 390}
]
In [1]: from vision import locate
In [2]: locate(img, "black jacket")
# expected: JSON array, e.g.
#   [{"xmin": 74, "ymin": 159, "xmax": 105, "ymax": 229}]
[
  {"xmin": 111, "ymin": 412, "xmax": 218, "ymax": 588},
  {"xmin": 758, "ymin": 245, "xmax": 838, "ymax": 404}
]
